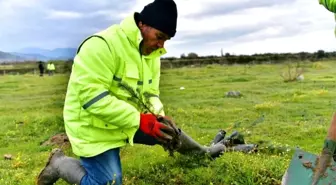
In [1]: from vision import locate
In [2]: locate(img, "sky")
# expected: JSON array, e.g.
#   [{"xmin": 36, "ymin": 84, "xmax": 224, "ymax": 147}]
[{"xmin": 0, "ymin": 0, "xmax": 335, "ymax": 57}]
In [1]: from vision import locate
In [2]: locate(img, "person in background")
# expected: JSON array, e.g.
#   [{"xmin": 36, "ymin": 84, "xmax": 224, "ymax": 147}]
[
  {"xmin": 38, "ymin": 61, "xmax": 44, "ymax": 77},
  {"xmin": 47, "ymin": 62, "xmax": 56, "ymax": 76}
]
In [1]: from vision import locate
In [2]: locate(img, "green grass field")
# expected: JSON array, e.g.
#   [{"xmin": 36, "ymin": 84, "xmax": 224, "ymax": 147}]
[{"xmin": 0, "ymin": 61, "xmax": 335, "ymax": 185}]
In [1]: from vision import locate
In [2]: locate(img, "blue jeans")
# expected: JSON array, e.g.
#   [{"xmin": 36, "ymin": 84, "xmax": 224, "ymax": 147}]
[
  {"xmin": 80, "ymin": 148, "xmax": 122, "ymax": 185},
  {"xmin": 79, "ymin": 129, "xmax": 158, "ymax": 185}
]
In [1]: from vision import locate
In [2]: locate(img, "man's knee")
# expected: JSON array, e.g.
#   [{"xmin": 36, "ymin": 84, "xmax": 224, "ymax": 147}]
[{"xmin": 80, "ymin": 148, "xmax": 122, "ymax": 185}]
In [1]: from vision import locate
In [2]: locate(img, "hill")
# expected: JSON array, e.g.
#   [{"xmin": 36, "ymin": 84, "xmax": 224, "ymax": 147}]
[
  {"xmin": 0, "ymin": 51, "xmax": 24, "ymax": 61},
  {"xmin": 0, "ymin": 48, "xmax": 77, "ymax": 62},
  {"xmin": 17, "ymin": 47, "xmax": 77, "ymax": 60}
]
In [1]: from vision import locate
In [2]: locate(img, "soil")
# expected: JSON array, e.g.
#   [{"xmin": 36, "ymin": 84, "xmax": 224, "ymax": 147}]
[{"xmin": 40, "ymin": 133, "xmax": 70, "ymax": 148}]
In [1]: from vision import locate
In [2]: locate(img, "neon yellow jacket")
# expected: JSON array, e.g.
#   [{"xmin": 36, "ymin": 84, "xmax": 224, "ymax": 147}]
[
  {"xmin": 47, "ymin": 63, "xmax": 55, "ymax": 71},
  {"xmin": 319, "ymin": 0, "xmax": 336, "ymax": 36},
  {"xmin": 319, "ymin": 0, "xmax": 336, "ymax": 12},
  {"xmin": 63, "ymin": 13, "xmax": 166, "ymax": 157}
]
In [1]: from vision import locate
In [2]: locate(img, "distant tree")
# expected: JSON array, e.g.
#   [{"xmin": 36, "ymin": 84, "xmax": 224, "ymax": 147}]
[
  {"xmin": 316, "ymin": 50, "xmax": 325, "ymax": 59},
  {"xmin": 298, "ymin": 52, "xmax": 308, "ymax": 61},
  {"xmin": 180, "ymin": 53, "xmax": 186, "ymax": 59},
  {"xmin": 165, "ymin": 57, "xmax": 177, "ymax": 61},
  {"xmin": 187, "ymin": 52, "xmax": 198, "ymax": 58}
]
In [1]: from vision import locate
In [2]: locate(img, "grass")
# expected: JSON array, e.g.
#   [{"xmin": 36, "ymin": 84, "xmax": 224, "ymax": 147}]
[{"xmin": 0, "ymin": 61, "xmax": 335, "ymax": 184}]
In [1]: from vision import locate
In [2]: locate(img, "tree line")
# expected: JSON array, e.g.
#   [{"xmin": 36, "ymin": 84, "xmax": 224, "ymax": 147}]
[{"xmin": 162, "ymin": 50, "xmax": 334, "ymax": 66}]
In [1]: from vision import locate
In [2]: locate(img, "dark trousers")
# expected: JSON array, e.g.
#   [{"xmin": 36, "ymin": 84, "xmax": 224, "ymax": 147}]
[{"xmin": 39, "ymin": 69, "xmax": 44, "ymax": 76}]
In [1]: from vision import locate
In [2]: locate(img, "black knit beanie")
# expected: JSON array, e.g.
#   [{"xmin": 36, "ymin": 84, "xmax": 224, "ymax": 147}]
[{"xmin": 138, "ymin": 0, "xmax": 178, "ymax": 37}]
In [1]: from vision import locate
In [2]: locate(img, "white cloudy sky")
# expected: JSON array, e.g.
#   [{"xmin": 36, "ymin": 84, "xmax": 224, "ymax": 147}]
[{"xmin": 0, "ymin": 0, "xmax": 334, "ymax": 57}]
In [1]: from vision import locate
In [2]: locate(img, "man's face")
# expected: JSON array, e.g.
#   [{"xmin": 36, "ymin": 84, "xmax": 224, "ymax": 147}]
[{"xmin": 139, "ymin": 22, "xmax": 170, "ymax": 55}]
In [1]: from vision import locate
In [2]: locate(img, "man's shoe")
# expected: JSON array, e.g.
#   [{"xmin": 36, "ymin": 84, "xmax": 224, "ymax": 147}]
[{"xmin": 36, "ymin": 148, "xmax": 64, "ymax": 185}]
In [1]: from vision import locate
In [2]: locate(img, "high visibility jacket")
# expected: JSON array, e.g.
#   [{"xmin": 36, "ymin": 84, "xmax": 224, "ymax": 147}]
[
  {"xmin": 319, "ymin": 0, "xmax": 336, "ymax": 37},
  {"xmin": 50, "ymin": 64, "xmax": 55, "ymax": 70},
  {"xmin": 47, "ymin": 63, "xmax": 55, "ymax": 71},
  {"xmin": 319, "ymin": 0, "xmax": 336, "ymax": 12},
  {"xmin": 63, "ymin": 13, "xmax": 166, "ymax": 157}
]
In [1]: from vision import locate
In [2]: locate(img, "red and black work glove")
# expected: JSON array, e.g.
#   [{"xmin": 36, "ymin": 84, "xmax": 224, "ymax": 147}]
[{"xmin": 139, "ymin": 113, "xmax": 176, "ymax": 143}]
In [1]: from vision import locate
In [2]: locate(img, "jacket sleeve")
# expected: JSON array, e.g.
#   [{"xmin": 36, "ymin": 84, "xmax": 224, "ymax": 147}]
[
  {"xmin": 71, "ymin": 36, "xmax": 140, "ymax": 129},
  {"xmin": 148, "ymin": 58, "xmax": 165, "ymax": 116},
  {"xmin": 319, "ymin": 0, "xmax": 336, "ymax": 12}
]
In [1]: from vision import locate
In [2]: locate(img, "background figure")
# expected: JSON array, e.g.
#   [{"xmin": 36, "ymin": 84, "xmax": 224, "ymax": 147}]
[
  {"xmin": 47, "ymin": 62, "xmax": 56, "ymax": 76},
  {"xmin": 38, "ymin": 61, "xmax": 44, "ymax": 77}
]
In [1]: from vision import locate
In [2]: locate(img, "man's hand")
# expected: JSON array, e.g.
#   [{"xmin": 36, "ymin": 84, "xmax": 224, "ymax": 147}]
[
  {"xmin": 139, "ymin": 114, "xmax": 176, "ymax": 143},
  {"xmin": 157, "ymin": 116, "xmax": 180, "ymax": 136}
]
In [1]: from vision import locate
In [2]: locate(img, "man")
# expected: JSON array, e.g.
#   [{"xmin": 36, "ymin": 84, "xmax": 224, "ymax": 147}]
[
  {"xmin": 47, "ymin": 62, "xmax": 56, "ymax": 76},
  {"xmin": 38, "ymin": 61, "xmax": 44, "ymax": 77},
  {"xmin": 37, "ymin": 0, "xmax": 225, "ymax": 185}
]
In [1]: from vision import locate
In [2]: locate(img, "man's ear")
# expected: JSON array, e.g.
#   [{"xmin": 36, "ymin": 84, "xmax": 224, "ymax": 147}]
[
  {"xmin": 138, "ymin": 21, "xmax": 144, "ymax": 29},
  {"xmin": 138, "ymin": 22, "xmax": 150, "ymax": 33}
]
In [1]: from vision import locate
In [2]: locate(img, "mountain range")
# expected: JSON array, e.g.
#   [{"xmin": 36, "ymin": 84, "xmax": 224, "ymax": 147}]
[{"xmin": 0, "ymin": 47, "xmax": 77, "ymax": 62}]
